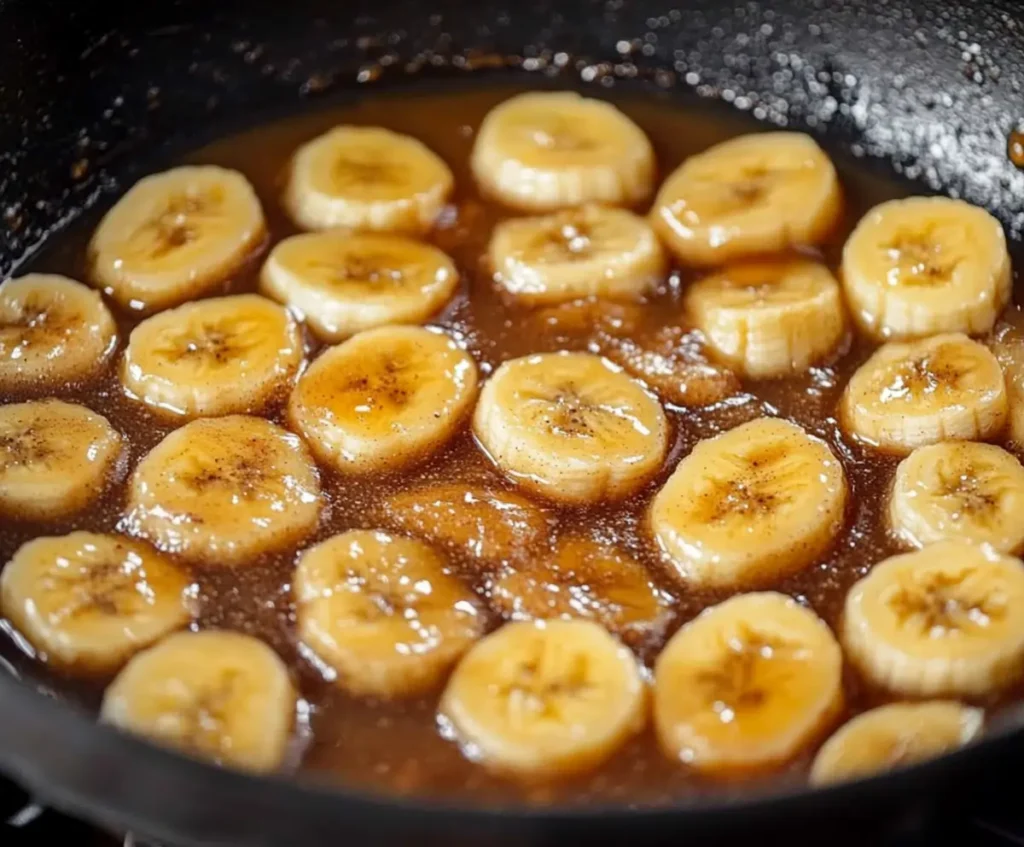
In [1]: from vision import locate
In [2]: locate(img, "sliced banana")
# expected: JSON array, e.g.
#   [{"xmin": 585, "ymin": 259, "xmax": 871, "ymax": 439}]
[
  {"xmin": 650, "ymin": 132, "xmax": 841, "ymax": 267},
  {"xmin": 473, "ymin": 352, "xmax": 668, "ymax": 504},
  {"xmin": 649, "ymin": 417, "xmax": 847, "ymax": 589},
  {"xmin": 654, "ymin": 592, "xmax": 843, "ymax": 776},
  {"xmin": 89, "ymin": 166, "xmax": 266, "ymax": 313},
  {"xmin": 295, "ymin": 530, "xmax": 484, "ymax": 698},
  {"xmin": 101, "ymin": 630, "xmax": 296, "ymax": 774},
  {"xmin": 260, "ymin": 232, "xmax": 458, "ymax": 343},
  {"xmin": 0, "ymin": 274, "xmax": 117, "ymax": 389},
  {"xmin": 990, "ymin": 305, "xmax": 1024, "ymax": 445},
  {"xmin": 600, "ymin": 325, "xmax": 743, "ymax": 407},
  {"xmin": 439, "ymin": 619, "xmax": 647, "ymax": 779},
  {"xmin": 842, "ymin": 541, "xmax": 1024, "ymax": 697},
  {"xmin": 288, "ymin": 326, "xmax": 478, "ymax": 474},
  {"xmin": 121, "ymin": 294, "xmax": 303, "ymax": 419},
  {"xmin": 842, "ymin": 197, "xmax": 1011, "ymax": 341},
  {"xmin": 285, "ymin": 126, "xmax": 453, "ymax": 235},
  {"xmin": 124, "ymin": 415, "xmax": 322, "ymax": 566},
  {"xmin": 809, "ymin": 701, "xmax": 984, "ymax": 786},
  {"xmin": 490, "ymin": 535, "xmax": 673, "ymax": 645},
  {"xmin": 382, "ymin": 482, "xmax": 550, "ymax": 564},
  {"xmin": 0, "ymin": 532, "xmax": 194, "ymax": 672},
  {"xmin": 684, "ymin": 259, "xmax": 846, "ymax": 378},
  {"xmin": 840, "ymin": 333, "xmax": 1008, "ymax": 454},
  {"xmin": 0, "ymin": 400, "xmax": 123, "ymax": 521},
  {"xmin": 488, "ymin": 205, "xmax": 665, "ymax": 305},
  {"xmin": 470, "ymin": 92, "xmax": 655, "ymax": 211},
  {"xmin": 890, "ymin": 442, "xmax": 1024, "ymax": 553}
]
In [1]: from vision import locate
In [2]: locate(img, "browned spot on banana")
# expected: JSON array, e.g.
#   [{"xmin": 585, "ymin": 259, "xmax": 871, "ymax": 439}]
[
  {"xmin": 882, "ymin": 227, "xmax": 963, "ymax": 286},
  {"xmin": 43, "ymin": 559, "xmax": 140, "ymax": 622},
  {"xmin": 600, "ymin": 325, "xmax": 741, "ymax": 407},
  {"xmin": 695, "ymin": 625, "xmax": 800, "ymax": 716},
  {"xmin": 137, "ymin": 192, "xmax": 222, "ymax": 259},
  {"xmin": 340, "ymin": 357, "xmax": 414, "ymax": 411},
  {"xmin": 0, "ymin": 426, "xmax": 53, "ymax": 468},
  {"xmin": 934, "ymin": 465, "xmax": 1005, "ymax": 519},
  {"xmin": 695, "ymin": 446, "xmax": 802, "ymax": 523},
  {"xmin": 885, "ymin": 352, "xmax": 972, "ymax": 399},
  {"xmin": 888, "ymin": 568, "xmax": 1006, "ymax": 635}
]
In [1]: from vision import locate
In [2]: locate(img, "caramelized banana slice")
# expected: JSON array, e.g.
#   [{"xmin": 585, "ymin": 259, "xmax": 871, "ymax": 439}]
[
  {"xmin": 490, "ymin": 535, "xmax": 673, "ymax": 644},
  {"xmin": 382, "ymin": 482, "xmax": 550, "ymax": 564},
  {"xmin": 294, "ymin": 530, "xmax": 485, "ymax": 698},
  {"xmin": 125, "ymin": 416, "xmax": 322, "ymax": 566},
  {"xmin": 0, "ymin": 532, "xmax": 194, "ymax": 672},
  {"xmin": 102, "ymin": 630, "xmax": 296, "ymax": 773}
]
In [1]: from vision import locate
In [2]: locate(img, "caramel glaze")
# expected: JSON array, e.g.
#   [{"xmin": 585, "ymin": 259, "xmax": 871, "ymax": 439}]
[{"xmin": 3, "ymin": 85, "xmax": 1022, "ymax": 807}]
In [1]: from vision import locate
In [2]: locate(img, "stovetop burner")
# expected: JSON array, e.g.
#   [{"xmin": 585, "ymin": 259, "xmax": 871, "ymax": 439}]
[{"xmin": 2, "ymin": 774, "xmax": 1023, "ymax": 846}]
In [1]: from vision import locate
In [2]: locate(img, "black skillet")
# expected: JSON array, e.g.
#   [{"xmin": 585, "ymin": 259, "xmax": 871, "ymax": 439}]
[{"xmin": 3, "ymin": 0, "xmax": 1024, "ymax": 844}]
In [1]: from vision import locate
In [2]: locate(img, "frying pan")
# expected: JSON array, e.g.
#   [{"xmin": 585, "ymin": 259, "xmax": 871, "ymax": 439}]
[{"xmin": 2, "ymin": 0, "xmax": 1024, "ymax": 844}]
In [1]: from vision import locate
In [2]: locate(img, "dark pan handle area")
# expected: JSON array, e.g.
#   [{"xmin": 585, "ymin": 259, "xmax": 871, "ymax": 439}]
[{"xmin": 3, "ymin": 0, "xmax": 1024, "ymax": 844}]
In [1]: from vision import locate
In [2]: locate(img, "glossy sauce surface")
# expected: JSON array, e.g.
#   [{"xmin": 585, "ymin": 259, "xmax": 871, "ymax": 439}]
[{"xmin": 3, "ymin": 85, "xmax": 1020, "ymax": 807}]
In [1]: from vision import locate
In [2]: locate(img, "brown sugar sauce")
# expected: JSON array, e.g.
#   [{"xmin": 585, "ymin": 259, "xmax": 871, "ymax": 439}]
[{"xmin": 3, "ymin": 84, "xmax": 1021, "ymax": 806}]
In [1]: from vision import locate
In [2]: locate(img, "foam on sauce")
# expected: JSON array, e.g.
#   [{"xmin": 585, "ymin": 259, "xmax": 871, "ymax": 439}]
[{"xmin": 3, "ymin": 84, "xmax": 1021, "ymax": 806}]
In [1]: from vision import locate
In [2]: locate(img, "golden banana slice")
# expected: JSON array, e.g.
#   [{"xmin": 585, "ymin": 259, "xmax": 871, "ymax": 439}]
[
  {"xmin": 650, "ymin": 132, "xmax": 841, "ymax": 266},
  {"xmin": 439, "ymin": 619, "xmax": 647, "ymax": 779},
  {"xmin": 288, "ymin": 325, "xmax": 478, "ymax": 474},
  {"xmin": 260, "ymin": 232, "xmax": 458, "ymax": 342},
  {"xmin": 0, "ymin": 400, "xmax": 123, "ymax": 520},
  {"xmin": 89, "ymin": 166, "xmax": 266, "ymax": 313},
  {"xmin": 840, "ymin": 332, "xmax": 1007, "ymax": 454},
  {"xmin": 381, "ymin": 482, "xmax": 550, "ymax": 564},
  {"xmin": 890, "ymin": 442, "xmax": 1024, "ymax": 553},
  {"xmin": 0, "ymin": 274, "xmax": 116, "ymax": 389},
  {"xmin": 809, "ymin": 701, "xmax": 984, "ymax": 786},
  {"xmin": 600, "ymin": 325, "xmax": 743, "ymax": 407},
  {"xmin": 101, "ymin": 630, "xmax": 296, "ymax": 773},
  {"xmin": 654, "ymin": 592, "xmax": 843, "ymax": 776},
  {"xmin": 294, "ymin": 530, "xmax": 484, "ymax": 698},
  {"xmin": 472, "ymin": 352, "xmax": 668, "ymax": 504},
  {"xmin": 470, "ymin": 92, "xmax": 655, "ymax": 211},
  {"xmin": 490, "ymin": 535, "xmax": 673, "ymax": 645},
  {"xmin": 122, "ymin": 294, "xmax": 303, "ymax": 419},
  {"xmin": 990, "ymin": 305, "xmax": 1024, "ymax": 445},
  {"xmin": 843, "ymin": 541, "xmax": 1024, "ymax": 697},
  {"xmin": 125, "ymin": 415, "xmax": 322, "ymax": 566},
  {"xmin": 488, "ymin": 205, "xmax": 665, "ymax": 305},
  {"xmin": 0, "ymin": 532, "xmax": 194, "ymax": 672},
  {"xmin": 649, "ymin": 417, "xmax": 847, "ymax": 589},
  {"xmin": 842, "ymin": 197, "xmax": 1010, "ymax": 340},
  {"xmin": 285, "ymin": 126, "xmax": 453, "ymax": 235},
  {"xmin": 684, "ymin": 259, "xmax": 846, "ymax": 378}
]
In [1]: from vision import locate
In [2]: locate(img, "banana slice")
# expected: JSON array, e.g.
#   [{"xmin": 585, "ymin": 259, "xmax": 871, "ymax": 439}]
[
  {"xmin": 600, "ymin": 325, "xmax": 743, "ymax": 407},
  {"xmin": 650, "ymin": 132, "xmax": 841, "ymax": 267},
  {"xmin": 295, "ymin": 530, "xmax": 484, "ymax": 698},
  {"xmin": 809, "ymin": 701, "xmax": 984, "ymax": 786},
  {"xmin": 470, "ymin": 92, "xmax": 655, "ymax": 211},
  {"xmin": 889, "ymin": 442, "xmax": 1024, "ymax": 553},
  {"xmin": 840, "ymin": 333, "xmax": 1007, "ymax": 454},
  {"xmin": 89, "ymin": 166, "xmax": 266, "ymax": 313},
  {"xmin": 488, "ymin": 205, "xmax": 665, "ymax": 305},
  {"xmin": 649, "ymin": 417, "xmax": 847, "ymax": 589},
  {"xmin": 654, "ymin": 592, "xmax": 843, "ymax": 775},
  {"xmin": 260, "ymin": 232, "xmax": 458, "ymax": 343},
  {"xmin": 0, "ymin": 400, "xmax": 123, "ymax": 520},
  {"xmin": 842, "ymin": 197, "xmax": 1010, "ymax": 341},
  {"xmin": 990, "ymin": 305, "xmax": 1024, "ymax": 445},
  {"xmin": 101, "ymin": 630, "xmax": 296, "ymax": 773},
  {"xmin": 121, "ymin": 294, "xmax": 303, "ymax": 419},
  {"xmin": 490, "ymin": 535, "xmax": 673, "ymax": 645},
  {"xmin": 288, "ymin": 326, "xmax": 478, "ymax": 474},
  {"xmin": 124, "ymin": 415, "xmax": 322, "ymax": 566},
  {"xmin": 842, "ymin": 541, "xmax": 1024, "ymax": 697},
  {"xmin": 0, "ymin": 274, "xmax": 117, "ymax": 389},
  {"xmin": 439, "ymin": 619, "xmax": 647, "ymax": 779},
  {"xmin": 285, "ymin": 126, "xmax": 453, "ymax": 235},
  {"xmin": 684, "ymin": 259, "xmax": 846, "ymax": 378},
  {"xmin": 472, "ymin": 352, "xmax": 668, "ymax": 504},
  {"xmin": 0, "ymin": 532, "xmax": 194, "ymax": 672},
  {"xmin": 381, "ymin": 482, "xmax": 550, "ymax": 565}
]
